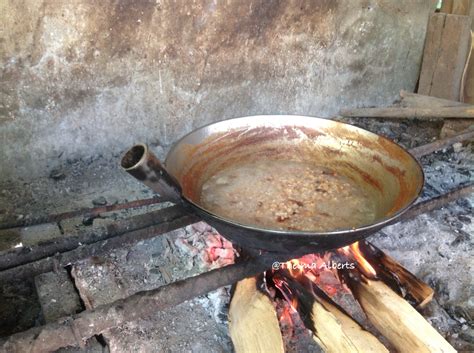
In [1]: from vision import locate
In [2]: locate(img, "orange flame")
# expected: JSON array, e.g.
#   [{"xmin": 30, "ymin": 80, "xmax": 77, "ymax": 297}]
[{"xmin": 340, "ymin": 242, "xmax": 376, "ymax": 277}]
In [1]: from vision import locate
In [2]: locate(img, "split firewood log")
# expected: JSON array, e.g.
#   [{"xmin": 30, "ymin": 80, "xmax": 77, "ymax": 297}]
[
  {"xmin": 280, "ymin": 272, "xmax": 388, "ymax": 353},
  {"xmin": 228, "ymin": 277, "xmax": 284, "ymax": 353},
  {"xmin": 345, "ymin": 273, "xmax": 456, "ymax": 353}
]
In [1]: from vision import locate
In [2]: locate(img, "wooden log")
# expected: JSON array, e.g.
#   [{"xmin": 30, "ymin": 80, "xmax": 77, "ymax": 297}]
[
  {"xmin": 344, "ymin": 275, "xmax": 456, "ymax": 353},
  {"xmin": 418, "ymin": 13, "xmax": 471, "ymax": 101},
  {"xmin": 359, "ymin": 242, "xmax": 433, "ymax": 308},
  {"xmin": 399, "ymin": 90, "xmax": 469, "ymax": 108},
  {"xmin": 339, "ymin": 106, "xmax": 474, "ymax": 118},
  {"xmin": 228, "ymin": 277, "xmax": 284, "ymax": 353},
  {"xmin": 280, "ymin": 273, "xmax": 388, "ymax": 353}
]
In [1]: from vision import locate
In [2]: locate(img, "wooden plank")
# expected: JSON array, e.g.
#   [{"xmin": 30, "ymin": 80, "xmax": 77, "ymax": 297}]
[
  {"xmin": 461, "ymin": 33, "xmax": 474, "ymax": 103},
  {"xmin": 399, "ymin": 90, "xmax": 469, "ymax": 108},
  {"xmin": 440, "ymin": 0, "xmax": 454, "ymax": 13},
  {"xmin": 418, "ymin": 13, "xmax": 447, "ymax": 95},
  {"xmin": 340, "ymin": 106, "xmax": 474, "ymax": 118},
  {"xmin": 452, "ymin": 0, "xmax": 472, "ymax": 15},
  {"xmin": 418, "ymin": 14, "xmax": 471, "ymax": 101}
]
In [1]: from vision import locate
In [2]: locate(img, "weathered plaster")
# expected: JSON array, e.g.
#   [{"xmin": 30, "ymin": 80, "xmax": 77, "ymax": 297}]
[{"xmin": 1, "ymin": 0, "xmax": 434, "ymax": 179}]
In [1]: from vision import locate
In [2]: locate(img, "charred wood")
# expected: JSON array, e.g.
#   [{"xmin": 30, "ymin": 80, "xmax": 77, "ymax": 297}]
[
  {"xmin": 278, "ymin": 272, "xmax": 388, "ymax": 353},
  {"xmin": 409, "ymin": 128, "xmax": 474, "ymax": 158},
  {"xmin": 358, "ymin": 241, "xmax": 434, "ymax": 308}
]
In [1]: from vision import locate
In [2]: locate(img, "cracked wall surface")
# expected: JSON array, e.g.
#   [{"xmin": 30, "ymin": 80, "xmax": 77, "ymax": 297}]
[{"xmin": 1, "ymin": 0, "xmax": 434, "ymax": 180}]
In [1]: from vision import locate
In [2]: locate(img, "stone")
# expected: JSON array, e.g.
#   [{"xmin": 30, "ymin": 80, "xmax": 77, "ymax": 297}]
[
  {"xmin": 49, "ymin": 168, "xmax": 66, "ymax": 181},
  {"xmin": 34, "ymin": 270, "xmax": 105, "ymax": 352},
  {"xmin": 20, "ymin": 223, "xmax": 62, "ymax": 246},
  {"xmin": 91, "ymin": 196, "xmax": 107, "ymax": 206},
  {"xmin": 34, "ymin": 270, "xmax": 82, "ymax": 323}
]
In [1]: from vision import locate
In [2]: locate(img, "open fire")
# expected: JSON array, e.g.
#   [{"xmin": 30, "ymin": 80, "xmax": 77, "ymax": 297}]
[{"xmin": 228, "ymin": 240, "xmax": 455, "ymax": 353}]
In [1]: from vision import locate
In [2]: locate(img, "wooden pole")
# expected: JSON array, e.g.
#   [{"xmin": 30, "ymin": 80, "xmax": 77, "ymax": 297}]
[{"xmin": 399, "ymin": 90, "xmax": 469, "ymax": 108}]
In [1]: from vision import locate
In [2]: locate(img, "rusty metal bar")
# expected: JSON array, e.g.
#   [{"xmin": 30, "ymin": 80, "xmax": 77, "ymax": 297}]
[
  {"xmin": 0, "ymin": 184, "xmax": 471, "ymax": 284},
  {"xmin": 409, "ymin": 128, "xmax": 474, "ymax": 158},
  {"xmin": 0, "ymin": 256, "xmax": 278, "ymax": 353},
  {"xmin": 0, "ymin": 196, "xmax": 166, "ymax": 230},
  {"xmin": 397, "ymin": 183, "xmax": 473, "ymax": 223},
  {"xmin": 0, "ymin": 212, "xmax": 198, "ymax": 284},
  {"xmin": 0, "ymin": 205, "xmax": 191, "ymax": 271}
]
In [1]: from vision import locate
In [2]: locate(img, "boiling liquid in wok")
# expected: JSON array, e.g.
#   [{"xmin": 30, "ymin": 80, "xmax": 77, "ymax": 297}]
[{"xmin": 200, "ymin": 160, "xmax": 377, "ymax": 231}]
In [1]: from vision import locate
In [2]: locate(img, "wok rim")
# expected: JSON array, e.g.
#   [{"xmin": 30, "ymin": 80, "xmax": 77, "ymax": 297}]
[{"xmin": 165, "ymin": 115, "xmax": 425, "ymax": 237}]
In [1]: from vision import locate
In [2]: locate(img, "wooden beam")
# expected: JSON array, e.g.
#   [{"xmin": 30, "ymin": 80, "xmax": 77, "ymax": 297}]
[
  {"xmin": 345, "ymin": 274, "xmax": 456, "ymax": 353},
  {"xmin": 339, "ymin": 106, "xmax": 474, "ymax": 118},
  {"xmin": 228, "ymin": 277, "xmax": 284, "ymax": 353}
]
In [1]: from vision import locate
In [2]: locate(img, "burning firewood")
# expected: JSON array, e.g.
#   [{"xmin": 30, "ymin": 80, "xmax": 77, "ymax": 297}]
[
  {"xmin": 228, "ymin": 277, "xmax": 284, "ymax": 353},
  {"xmin": 275, "ymin": 271, "xmax": 389, "ymax": 353},
  {"xmin": 356, "ymin": 241, "xmax": 434, "ymax": 308},
  {"xmin": 344, "ymin": 272, "xmax": 456, "ymax": 353},
  {"xmin": 339, "ymin": 244, "xmax": 456, "ymax": 353}
]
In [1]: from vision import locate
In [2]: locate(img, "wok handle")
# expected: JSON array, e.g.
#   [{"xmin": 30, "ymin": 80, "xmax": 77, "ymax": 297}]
[{"xmin": 121, "ymin": 144, "xmax": 182, "ymax": 203}]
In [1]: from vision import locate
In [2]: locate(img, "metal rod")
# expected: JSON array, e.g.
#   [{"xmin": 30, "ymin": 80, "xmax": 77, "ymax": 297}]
[
  {"xmin": 0, "ymin": 213, "xmax": 197, "ymax": 284},
  {"xmin": 0, "ymin": 196, "xmax": 165, "ymax": 230},
  {"xmin": 0, "ymin": 257, "xmax": 277, "ymax": 353},
  {"xmin": 0, "ymin": 184, "xmax": 471, "ymax": 284},
  {"xmin": 397, "ymin": 183, "xmax": 473, "ymax": 222},
  {"xmin": 0, "ymin": 205, "xmax": 191, "ymax": 271},
  {"xmin": 409, "ymin": 129, "xmax": 474, "ymax": 158}
]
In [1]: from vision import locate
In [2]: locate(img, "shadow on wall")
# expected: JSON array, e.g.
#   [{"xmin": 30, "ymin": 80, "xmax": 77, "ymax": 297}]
[{"xmin": 0, "ymin": 0, "xmax": 434, "ymax": 179}]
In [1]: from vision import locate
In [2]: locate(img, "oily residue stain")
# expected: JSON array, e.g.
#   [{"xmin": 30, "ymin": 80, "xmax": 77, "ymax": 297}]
[{"xmin": 173, "ymin": 119, "xmax": 422, "ymax": 222}]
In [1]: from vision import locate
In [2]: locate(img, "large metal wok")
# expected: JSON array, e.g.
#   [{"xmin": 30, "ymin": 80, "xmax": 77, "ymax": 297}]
[{"xmin": 121, "ymin": 115, "xmax": 424, "ymax": 254}]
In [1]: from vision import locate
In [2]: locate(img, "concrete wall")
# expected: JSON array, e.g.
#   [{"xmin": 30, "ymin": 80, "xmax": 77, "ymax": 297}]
[{"xmin": 1, "ymin": 0, "xmax": 434, "ymax": 179}]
